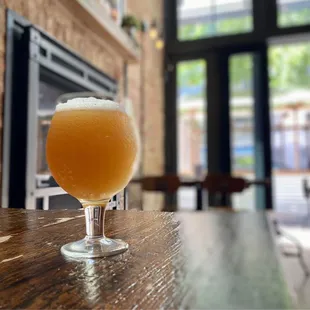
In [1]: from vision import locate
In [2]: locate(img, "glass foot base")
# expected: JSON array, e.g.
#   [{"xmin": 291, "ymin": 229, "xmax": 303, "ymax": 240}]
[{"xmin": 61, "ymin": 237, "xmax": 128, "ymax": 258}]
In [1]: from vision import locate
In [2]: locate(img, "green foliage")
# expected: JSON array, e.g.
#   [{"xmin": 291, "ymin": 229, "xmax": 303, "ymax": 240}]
[
  {"xmin": 179, "ymin": 16, "xmax": 252, "ymax": 41},
  {"xmin": 229, "ymin": 54, "xmax": 253, "ymax": 97},
  {"xmin": 121, "ymin": 15, "xmax": 141, "ymax": 30},
  {"xmin": 278, "ymin": 8, "xmax": 310, "ymax": 27},
  {"xmin": 177, "ymin": 60, "xmax": 205, "ymax": 90},
  {"xmin": 269, "ymin": 43, "xmax": 310, "ymax": 93},
  {"xmin": 234, "ymin": 156, "xmax": 254, "ymax": 168},
  {"xmin": 177, "ymin": 9, "xmax": 310, "ymax": 99}
]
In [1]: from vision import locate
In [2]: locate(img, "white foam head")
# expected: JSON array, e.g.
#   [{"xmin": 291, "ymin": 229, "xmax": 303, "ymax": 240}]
[{"xmin": 56, "ymin": 97, "xmax": 121, "ymax": 112}]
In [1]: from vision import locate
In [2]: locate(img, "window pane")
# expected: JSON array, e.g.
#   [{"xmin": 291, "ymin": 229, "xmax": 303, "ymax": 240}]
[
  {"xmin": 177, "ymin": 60, "xmax": 206, "ymax": 210},
  {"xmin": 229, "ymin": 54, "xmax": 255, "ymax": 210},
  {"xmin": 269, "ymin": 42, "xmax": 310, "ymax": 213},
  {"xmin": 278, "ymin": 0, "xmax": 310, "ymax": 28},
  {"xmin": 178, "ymin": 0, "xmax": 253, "ymax": 41}
]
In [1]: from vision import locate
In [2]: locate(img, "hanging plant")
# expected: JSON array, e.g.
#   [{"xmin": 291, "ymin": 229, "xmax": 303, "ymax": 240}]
[
  {"xmin": 121, "ymin": 15, "xmax": 141, "ymax": 28},
  {"xmin": 121, "ymin": 15, "xmax": 141, "ymax": 37}
]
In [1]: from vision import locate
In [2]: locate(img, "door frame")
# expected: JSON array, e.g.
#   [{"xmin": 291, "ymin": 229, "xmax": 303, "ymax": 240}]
[{"xmin": 205, "ymin": 44, "xmax": 272, "ymax": 208}]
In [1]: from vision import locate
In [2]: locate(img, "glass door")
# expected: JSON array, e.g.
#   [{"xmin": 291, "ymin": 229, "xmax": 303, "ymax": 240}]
[
  {"xmin": 205, "ymin": 45, "xmax": 271, "ymax": 209},
  {"xmin": 175, "ymin": 47, "xmax": 271, "ymax": 210}
]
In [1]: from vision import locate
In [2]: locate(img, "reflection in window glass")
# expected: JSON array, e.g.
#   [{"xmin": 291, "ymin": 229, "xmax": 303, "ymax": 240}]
[
  {"xmin": 278, "ymin": 0, "xmax": 310, "ymax": 28},
  {"xmin": 177, "ymin": 0, "xmax": 252, "ymax": 41}
]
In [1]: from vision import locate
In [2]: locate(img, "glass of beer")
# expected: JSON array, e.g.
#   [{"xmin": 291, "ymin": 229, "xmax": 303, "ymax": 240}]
[{"xmin": 46, "ymin": 92, "xmax": 139, "ymax": 258}]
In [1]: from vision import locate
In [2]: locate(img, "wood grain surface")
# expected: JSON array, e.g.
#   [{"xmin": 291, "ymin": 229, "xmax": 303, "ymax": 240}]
[{"xmin": 0, "ymin": 209, "xmax": 291, "ymax": 309}]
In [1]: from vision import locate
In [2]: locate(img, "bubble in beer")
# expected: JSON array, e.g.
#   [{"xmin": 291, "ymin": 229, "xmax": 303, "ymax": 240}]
[{"xmin": 47, "ymin": 96, "xmax": 139, "ymax": 202}]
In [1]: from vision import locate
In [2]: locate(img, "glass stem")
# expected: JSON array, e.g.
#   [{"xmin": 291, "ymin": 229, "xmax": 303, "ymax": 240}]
[{"xmin": 84, "ymin": 205, "xmax": 107, "ymax": 240}]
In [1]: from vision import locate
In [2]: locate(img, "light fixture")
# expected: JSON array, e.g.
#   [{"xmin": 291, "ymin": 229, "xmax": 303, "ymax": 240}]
[
  {"xmin": 149, "ymin": 20, "xmax": 158, "ymax": 39},
  {"xmin": 155, "ymin": 33, "xmax": 164, "ymax": 50}
]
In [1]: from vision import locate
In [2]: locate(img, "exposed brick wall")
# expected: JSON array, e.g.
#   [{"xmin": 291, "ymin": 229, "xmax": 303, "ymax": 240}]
[
  {"xmin": 127, "ymin": 0, "xmax": 164, "ymax": 177},
  {"xmin": 126, "ymin": 0, "xmax": 164, "ymax": 210},
  {"xmin": 0, "ymin": 0, "xmax": 164, "ymax": 210}
]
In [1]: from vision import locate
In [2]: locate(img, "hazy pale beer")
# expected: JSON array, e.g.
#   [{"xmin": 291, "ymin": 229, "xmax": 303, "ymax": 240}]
[{"xmin": 46, "ymin": 99, "xmax": 139, "ymax": 204}]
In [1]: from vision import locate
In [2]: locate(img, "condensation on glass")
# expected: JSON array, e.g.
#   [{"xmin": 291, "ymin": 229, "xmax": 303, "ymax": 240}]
[{"xmin": 177, "ymin": 0, "xmax": 253, "ymax": 41}]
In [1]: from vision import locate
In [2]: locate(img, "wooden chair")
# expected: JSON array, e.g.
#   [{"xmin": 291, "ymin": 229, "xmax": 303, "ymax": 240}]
[
  {"xmin": 202, "ymin": 174, "xmax": 247, "ymax": 209},
  {"xmin": 130, "ymin": 174, "xmax": 270, "ymax": 211},
  {"xmin": 130, "ymin": 175, "xmax": 181, "ymax": 211},
  {"xmin": 202, "ymin": 174, "xmax": 270, "ymax": 209},
  {"xmin": 141, "ymin": 175, "xmax": 181, "ymax": 193}
]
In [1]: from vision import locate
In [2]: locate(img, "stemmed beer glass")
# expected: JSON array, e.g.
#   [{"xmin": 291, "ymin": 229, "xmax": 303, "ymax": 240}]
[{"xmin": 46, "ymin": 92, "xmax": 139, "ymax": 258}]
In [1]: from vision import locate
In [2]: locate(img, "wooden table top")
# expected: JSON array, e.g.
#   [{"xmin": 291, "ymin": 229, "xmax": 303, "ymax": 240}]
[{"xmin": 0, "ymin": 209, "xmax": 291, "ymax": 309}]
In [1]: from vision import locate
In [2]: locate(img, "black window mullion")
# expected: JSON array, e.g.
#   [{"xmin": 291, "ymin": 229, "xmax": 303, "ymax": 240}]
[
  {"xmin": 266, "ymin": 0, "xmax": 278, "ymax": 33},
  {"xmin": 164, "ymin": 58, "xmax": 177, "ymax": 211},
  {"xmin": 207, "ymin": 51, "xmax": 231, "ymax": 207},
  {"xmin": 253, "ymin": 0, "xmax": 277, "ymax": 36},
  {"xmin": 164, "ymin": 0, "xmax": 177, "ymax": 42},
  {"xmin": 163, "ymin": 0, "xmax": 178, "ymax": 211},
  {"xmin": 253, "ymin": 44, "xmax": 273, "ymax": 209}
]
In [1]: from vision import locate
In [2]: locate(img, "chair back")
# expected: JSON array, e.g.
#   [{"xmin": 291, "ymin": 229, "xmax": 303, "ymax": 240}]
[
  {"xmin": 202, "ymin": 174, "xmax": 248, "ymax": 207},
  {"xmin": 141, "ymin": 175, "xmax": 181, "ymax": 193},
  {"xmin": 202, "ymin": 174, "xmax": 248, "ymax": 193}
]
